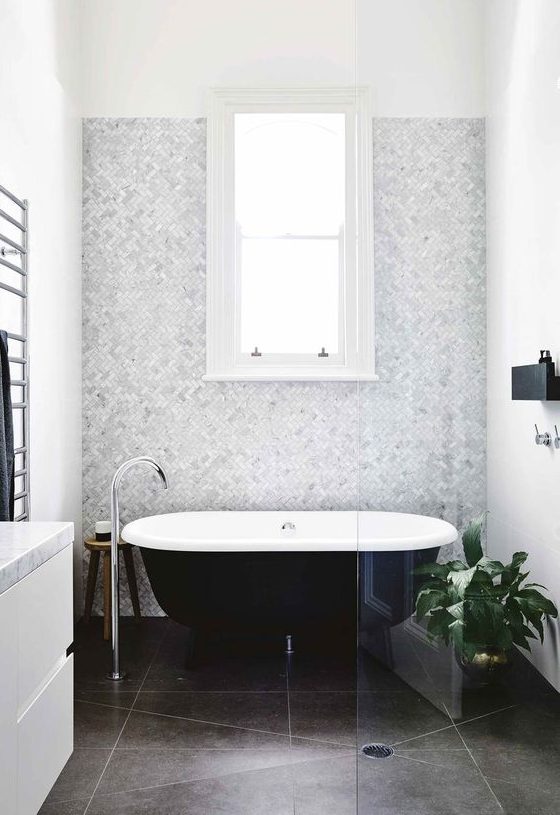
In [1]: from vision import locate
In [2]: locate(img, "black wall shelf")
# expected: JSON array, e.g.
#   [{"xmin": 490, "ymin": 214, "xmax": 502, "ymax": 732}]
[{"xmin": 512, "ymin": 358, "xmax": 560, "ymax": 401}]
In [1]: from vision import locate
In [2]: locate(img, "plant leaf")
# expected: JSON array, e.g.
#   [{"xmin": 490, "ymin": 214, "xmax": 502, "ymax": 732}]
[
  {"xmin": 426, "ymin": 609, "xmax": 454, "ymax": 644},
  {"xmin": 516, "ymin": 598, "xmax": 545, "ymax": 642},
  {"xmin": 495, "ymin": 625, "xmax": 513, "ymax": 650},
  {"xmin": 501, "ymin": 552, "xmax": 529, "ymax": 588},
  {"xmin": 511, "ymin": 552, "xmax": 528, "ymax": 570},
  {"xmin": 446, "ymin": 601, "xmax": 464, "ymax": 621},
  {"xmin": 510, "ymin": 627, "xmax": 530, "ymax": 650},
  {"xmin": 449, "ymin": 618, "xmax": 465, "ymax": 648},
  {"xmin": 449, "ymin": 566, "xmax": 477, "ymax": 599},
  {"xmin": 415, "ymin": 589, "xmax": 448, "ymax": 621},
  {"xmin": 414, "ymin": 578, "xmax": 446, "ymax": 599},
  {"xmin": 477, "ymin": 557, "xmax": 506, "ymax": 578},
  {"xmin": 462, "ymin": 513, "xmax": 486, "ymax": 567},
  {"xmin": 447, "ymin": 560, "xmax": 469, "ymax": 572},
  {"xmin": 522, "ymin": 624, "xmax": 537, "ymax": 640},
  {"xmin": 461, "ymin": 640, "xmax": 478, "ymax": 661},
  {"xmin": 414, "ymin": 563, "xmax": 451, "ymax": 579},
  {"xmin": 517, "ymin": 588, "xmax": 558, "ymax": 618}
]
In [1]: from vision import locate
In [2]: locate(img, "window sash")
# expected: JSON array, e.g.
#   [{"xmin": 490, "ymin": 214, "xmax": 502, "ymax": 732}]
[
  {"xmin": 234, "ymin": 229, "xmax": 346, "ymax": 364},
  {"xmin": 205, "ymin": 88, "xmax": 375, "ymax": 382}
]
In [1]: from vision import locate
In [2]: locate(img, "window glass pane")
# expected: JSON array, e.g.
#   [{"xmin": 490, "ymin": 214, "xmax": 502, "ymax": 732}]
[
  {"xmin": 235, "ymin": 113, "xmax": 345, "ymax": 237},
  {"xmin": 240, "ymin": 238, "xmax": 340, "ymax": 355}
]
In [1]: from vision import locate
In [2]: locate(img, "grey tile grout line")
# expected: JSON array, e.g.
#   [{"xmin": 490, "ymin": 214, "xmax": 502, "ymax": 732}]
[
  {"xmin": 41, "ymin": 795, "xmax": 90, "ymax": 810},
  {"xmin": 77, "ymin": 688, "xmax": 366, "ymax": 694},
  {"xmin": 75, "ymin": 699, "xmax": 133, "ymax": 712},
  {"xmin": 481, "ymin": 771, "xmax": 554, "ymax": 794},
  {"xmin": 390, "ymin": 703, "xmax": 518, "ymax": 747},
  {"xmin": 75, "ymin": 696, "xmax": 354, "ymax": 748},
  {"xmin": 110, "ymin": 746, "xmax": 356, "ymax": 752},
  {"xmin": 393, "ymin": 753, "xmax": 468, "ymax": 771},
  {"xmin": 285, "ymin": 655, "xmax": 293, "ymax": 748},
  {"xmin": 82, "ymin": 625, "xmax": 171, "ymax": 815},
  {"xmin": 395, "ymin": 748, "xmax": 470, "ymax": 752},
  {"xmin": 79, "ymin": 696, "xmax": 294, "ymax": 738},
  {"xmin": 75, "ymin": 687, "xmax": 516, "ymax": 754},
  {"xmin": 284, "ymin": 655, "xmax": 297, "ymax": 815},
  {"xmin": 442, "ymin": 701, "xmax": 504, "ymax": 813},
  {"xmin": 62, "ymin": 747, "xmax": 356, "ymax": 805},
  {"xmin": 76, "ymin": 688, "xmax": 411, "ymax": 695},
  {"xmin": 45, "ymin": 749, "xmax": 354, "ymax": 807}
]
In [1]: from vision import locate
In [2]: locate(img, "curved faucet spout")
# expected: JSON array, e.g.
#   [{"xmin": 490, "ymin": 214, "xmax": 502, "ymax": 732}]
[
  {"xmin": 108, "ymin": 456, "xmax": 168, "ymax": 681},
  {"xmin": 112, "ymin": 455, "xmax": 168, "ymax": 494}
]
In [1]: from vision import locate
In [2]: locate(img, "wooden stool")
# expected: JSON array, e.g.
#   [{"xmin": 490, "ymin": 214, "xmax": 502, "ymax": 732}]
[{"xmin": 83, "ymin": 539, "xmax": 142, "ymax": 640}]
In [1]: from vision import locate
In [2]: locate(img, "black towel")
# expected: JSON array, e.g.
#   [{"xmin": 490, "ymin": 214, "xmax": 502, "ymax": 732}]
[{"xmin": 0, "ymin": 330, "xmax": 14, "ymax": 521}]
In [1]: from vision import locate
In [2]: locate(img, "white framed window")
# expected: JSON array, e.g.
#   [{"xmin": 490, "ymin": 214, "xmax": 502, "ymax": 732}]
[{"xmin": 204, "ymin": 87, "xmax": 376, "ymax": 381}]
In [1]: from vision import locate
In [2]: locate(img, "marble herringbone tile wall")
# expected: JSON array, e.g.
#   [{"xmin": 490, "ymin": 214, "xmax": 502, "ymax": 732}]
[{"xmin": 82, "ymin": 117, "xmax": 485, "ymax": 615}]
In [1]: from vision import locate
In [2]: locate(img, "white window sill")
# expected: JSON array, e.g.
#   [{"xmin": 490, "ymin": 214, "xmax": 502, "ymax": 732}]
[{"xmin": 203, "ymin": 372, "xmax": 380, "ymax": 382}]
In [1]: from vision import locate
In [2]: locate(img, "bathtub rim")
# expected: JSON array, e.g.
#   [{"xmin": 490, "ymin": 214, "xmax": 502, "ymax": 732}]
[{"xmin": 122, "ymin": 510, "xmax": 458, "ymax": 553}]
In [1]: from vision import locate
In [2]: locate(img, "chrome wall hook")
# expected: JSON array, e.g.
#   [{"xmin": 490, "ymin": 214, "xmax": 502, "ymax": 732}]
[
  {"xmin": 554, "ymin": 426, "xmax": 560, "ymax": 449},
  {"xmin": 0, "ymin": 245, "xmax": 22, "ymax": 256},
  {"xmin": 535, "ymin": 424, "xmax": 552, "ymax": 446}
]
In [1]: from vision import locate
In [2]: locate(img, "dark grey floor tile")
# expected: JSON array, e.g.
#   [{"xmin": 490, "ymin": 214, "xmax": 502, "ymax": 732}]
[
  {"xmin": 43, "ymin": 749, "xmax": 111, "ymax": 804},
  {"xmin": 73, "ymin": 617, "xmax": 168, "ymax": 692},
  {"xmin": 289, "ymin": 737, "xmax": 357, "ymax": 760},
  {"xmin": 117, "ymin": 708, "xmax": 293, "ymax": 750},
  {"xmin": 87, "ymin": 764, "xmax": 295, "ymax": 814},
  {"xmin": 74, "ymin": 700, "xmax": 130, "ymax": 748},
  {"xmin": 143, "ymin": 650, "xmax": 287, "ymax": 692},
  {"xmin": 39, "ymin": 799, "xmax": 89, "ymax": 815},
  {"xmin": 290, "ymin": 689, "xmax": 463, "ymax": 750},
  {"xmin": 292, "ymin": 755, "xmax": 357, "ymax": 815},
  {"xmin": 410, "ymin": 638, "xmax": 558, "ymax": 724},
  {"xmin": 358, "ymin": 691, "xmax": 460, "ymax": 748},
  {"xmin": 471, "ymin": 741, "xmax": 560, "ymax": 798},
  {"xmin": 484, "ymin": 776, "xmax": 559, "ymax": 815},
  {"xmin": 133, "ymin": 691, "xmax": 289, "ymax": 734},
  {"xmin": 290, "ymin": 692, "xmax": 357, "ymax": 746},
  {"xmin": 393, "ymin": 746, "xmax": 477, "ymax": 770},
  {"xmin": 357, "ymin": 752, "xmax": 501, "ymax": 815},
  {"xmin": 98, "ymin": 747, "xmax": 295, "ymax": 795},
  {"xmin": 286, "ymin": 654, "xmax": 356, "ymax": 691},
  {"xmin": 358, "ymin": 648, "xmax": 417, "ymax": 693},
  {"xmin": 100, "ymin": 738, "xmax": 354, "ymax": 797},
  {"xmin": 360, "ymin": 623, "xmax": 452, "ymax": 695},
  {"xmin": 458, "ymin": 699, "xmax": 560, "ymax": 751},
  {"xmin": 75, "ymin": 690, "xmax": 138, "ymax": 709}
]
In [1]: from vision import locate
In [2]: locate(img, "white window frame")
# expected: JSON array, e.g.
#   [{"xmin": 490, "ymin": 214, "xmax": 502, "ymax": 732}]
[{"xmin": 204, "ymin": 87, "xmax": 376, "ymax": 382}]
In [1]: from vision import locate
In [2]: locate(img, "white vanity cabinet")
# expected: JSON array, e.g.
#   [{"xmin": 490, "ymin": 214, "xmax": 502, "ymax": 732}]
[{"xmin": 0, "ymin": 523, "xmax": 74, "ymax": 815}]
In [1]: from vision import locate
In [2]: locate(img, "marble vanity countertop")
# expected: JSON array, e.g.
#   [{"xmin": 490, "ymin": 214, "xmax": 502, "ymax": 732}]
[{"xmin": 0, "ymin": 522, "xmax": 74, "ymax": 595}]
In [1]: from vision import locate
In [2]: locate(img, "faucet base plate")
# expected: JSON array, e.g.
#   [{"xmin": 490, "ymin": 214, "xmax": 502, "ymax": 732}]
[{"xmin": 106, "ymin": 671, "xmax": 127, "ymax": 681}]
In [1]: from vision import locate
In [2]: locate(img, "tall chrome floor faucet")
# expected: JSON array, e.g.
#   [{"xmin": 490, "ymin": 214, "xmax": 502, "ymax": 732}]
[{"xmin": 108, "ymin": 456, "xmax": 168, "ymax": 681}]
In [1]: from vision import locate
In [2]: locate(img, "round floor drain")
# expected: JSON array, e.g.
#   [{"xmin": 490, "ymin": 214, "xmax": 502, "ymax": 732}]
[{"xmin": 361, "ymin": 743, "xmax": 395, "ymax": 759}]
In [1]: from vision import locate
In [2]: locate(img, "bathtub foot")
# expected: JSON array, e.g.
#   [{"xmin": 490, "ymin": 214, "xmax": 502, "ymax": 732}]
[
  {"xmin": 184, "ymin": 628, "xmax": 197, "ymax": 669},
  {"xmin": 285, "ymin": 634, "xmax": 294, "ymax": 655}
]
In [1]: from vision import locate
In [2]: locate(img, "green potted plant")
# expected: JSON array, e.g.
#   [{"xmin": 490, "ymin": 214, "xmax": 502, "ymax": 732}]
[{"xmin": 414, "ymin": 514, "xmax": 558, "ymax": 684}]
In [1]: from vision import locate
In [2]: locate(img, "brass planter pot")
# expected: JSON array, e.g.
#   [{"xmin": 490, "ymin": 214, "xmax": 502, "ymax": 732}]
[{"xmin": 455, "ymin": 646, "xmax": 513, "ymax": 685}]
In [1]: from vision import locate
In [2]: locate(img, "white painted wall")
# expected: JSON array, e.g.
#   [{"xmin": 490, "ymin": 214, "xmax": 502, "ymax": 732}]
[
  {"xmin": 358, "ymin": 0, "xmax": 485, "ymax": 117},
  {"xmin": 80, "ymin": 0, "xmax": 485, "ymax": 117},
  {"xmin": 486, "ymin": 0, "xmax": 560, "ymax": 689},
  {"xmin": 0, "ymin": 0, "xmax": 83, "ymax": 612}
]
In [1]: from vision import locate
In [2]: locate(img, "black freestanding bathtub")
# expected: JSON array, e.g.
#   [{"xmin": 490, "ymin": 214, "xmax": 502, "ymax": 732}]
[{"xmin": 122, "ymin": 510, "xmax": 456, "ymax": 650}]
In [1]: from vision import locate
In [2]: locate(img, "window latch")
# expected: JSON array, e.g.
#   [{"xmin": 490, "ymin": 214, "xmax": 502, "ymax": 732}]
[
  {"xmin": 251, "ymin": 346, "xmax": 262, "ymax": 357},
  {"xmin": 318, "ymin": 347, "xmax": 329, "ymax": 358}
]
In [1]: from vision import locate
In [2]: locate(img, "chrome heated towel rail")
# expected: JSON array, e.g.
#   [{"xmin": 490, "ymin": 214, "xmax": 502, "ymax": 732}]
[{"xmin": 0, "ymin": 183, "xmax": 30, "ymax": 521}]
